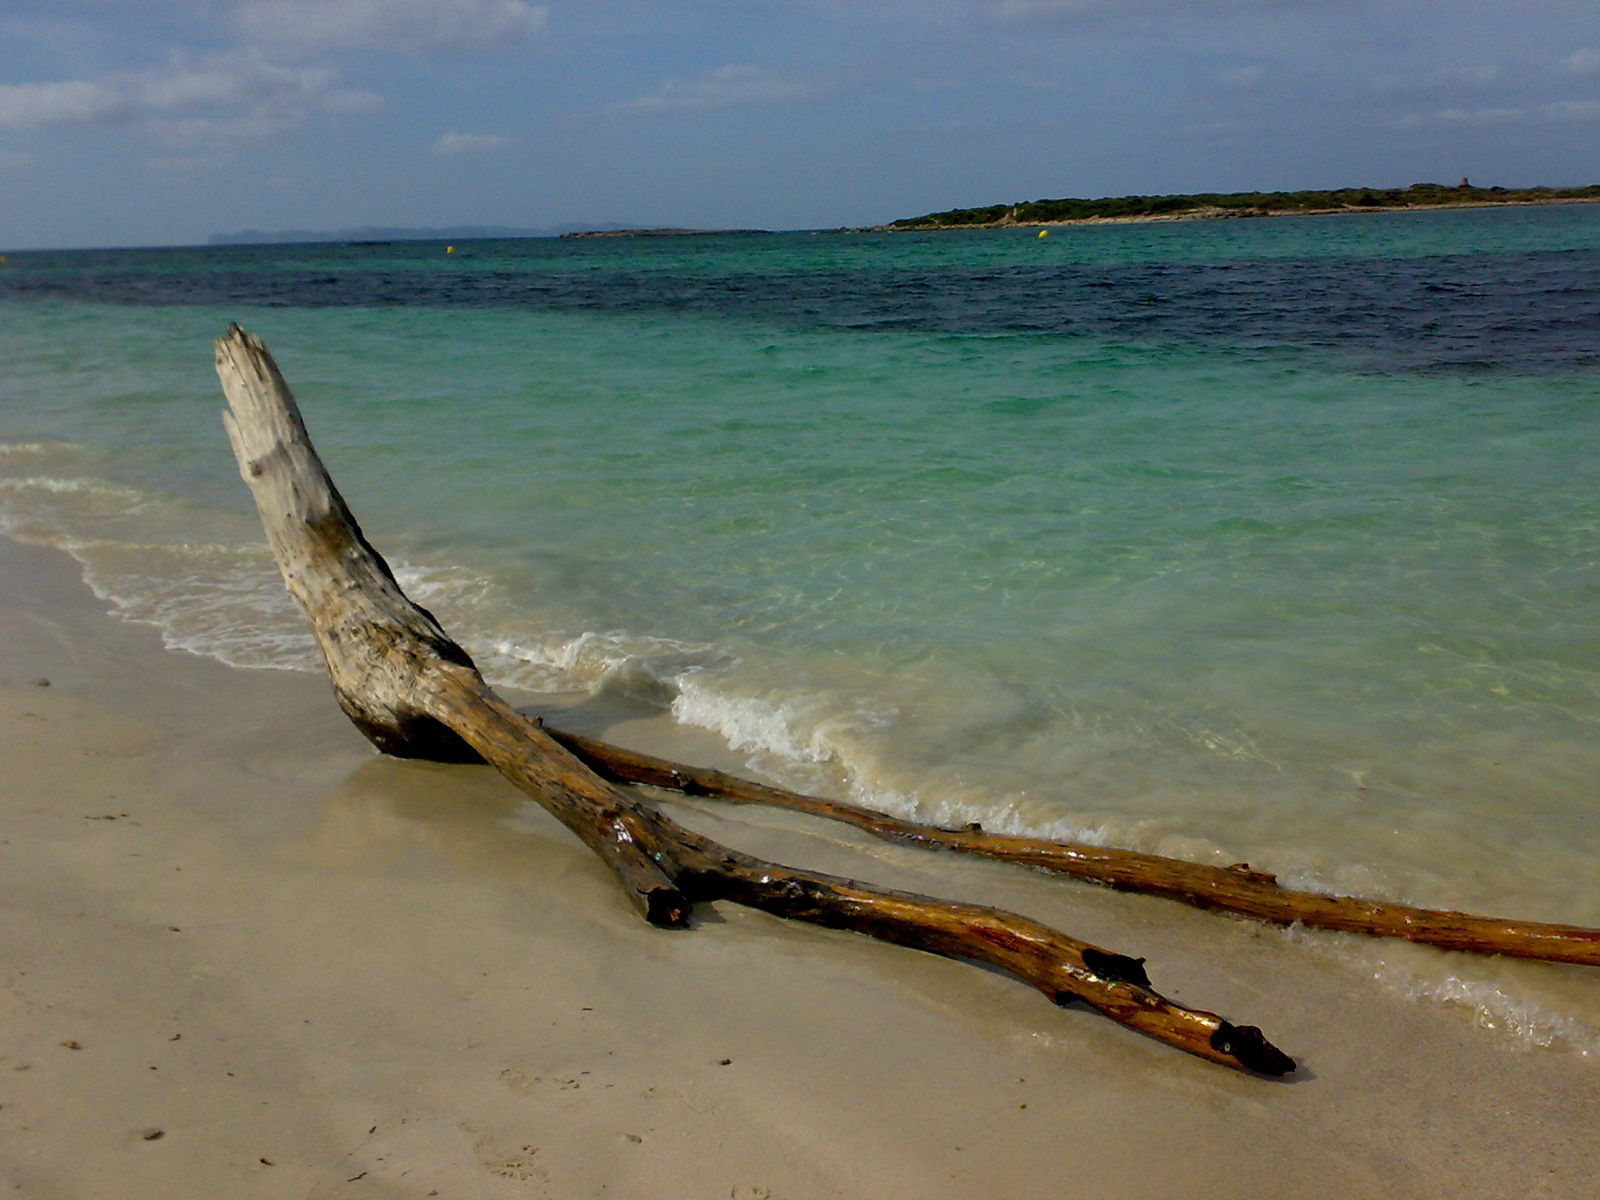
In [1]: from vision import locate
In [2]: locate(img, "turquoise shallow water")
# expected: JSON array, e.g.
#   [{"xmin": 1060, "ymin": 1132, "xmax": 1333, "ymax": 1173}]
[{"xmin": 3, "ymin": 206, "xmax": 1599, "ymax": 1049}]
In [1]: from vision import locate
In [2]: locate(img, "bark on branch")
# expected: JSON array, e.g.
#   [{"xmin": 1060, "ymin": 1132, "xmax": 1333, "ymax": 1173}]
[{"xmin": 215, "ymin": 324, "xmax": 1293, "ymax": 1076}]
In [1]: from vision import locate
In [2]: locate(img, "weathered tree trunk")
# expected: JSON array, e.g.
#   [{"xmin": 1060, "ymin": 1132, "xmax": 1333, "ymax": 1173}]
[
  {"xmin": 215, "ymin": 324, "xmax": 1294, "ymax": 1075},
  {"xmin": 540, "ymin": 728, "xmax": 1600, "ymax": 967},
  {"xmin": 217, "ymin": 332, "xmax": 689, "ymax": 924}
]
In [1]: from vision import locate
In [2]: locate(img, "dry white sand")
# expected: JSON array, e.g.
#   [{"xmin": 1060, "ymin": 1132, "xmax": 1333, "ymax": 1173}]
[{"xmin": 2, "ymin": 535, "xmax": 1596, "ymax": 1199}]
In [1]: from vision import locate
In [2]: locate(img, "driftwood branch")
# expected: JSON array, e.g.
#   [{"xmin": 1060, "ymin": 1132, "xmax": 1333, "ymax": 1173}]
[
  {"xmin": 215, "ymin": 324, "xmax": 1293, "ymax": 1075},
  {"xmin": 542, "ymin": 728, "xmax": 1600, "ymax": 967}
]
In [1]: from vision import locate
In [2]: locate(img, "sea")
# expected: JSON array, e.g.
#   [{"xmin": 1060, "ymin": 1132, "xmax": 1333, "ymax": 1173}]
[{"xmin": 3, "ymin": 204, "xmax": 1598, "ymax": 1053}]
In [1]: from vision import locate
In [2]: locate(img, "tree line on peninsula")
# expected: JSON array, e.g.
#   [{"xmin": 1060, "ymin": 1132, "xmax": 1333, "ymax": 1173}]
[{"xmin": 887, "ymin": 180, "xmax": 1600, "ymax": 229}]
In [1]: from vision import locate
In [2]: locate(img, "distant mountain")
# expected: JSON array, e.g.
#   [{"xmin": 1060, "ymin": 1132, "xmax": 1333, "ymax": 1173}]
[{"xmin": 207, "ymin": 222, "xmax": 638, "ymax": 245}]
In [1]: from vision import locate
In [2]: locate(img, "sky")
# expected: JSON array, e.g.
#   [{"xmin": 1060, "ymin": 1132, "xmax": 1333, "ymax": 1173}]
[{"xmin": 1, "ymin": 0, "xmax": 1598, "ymax": 249}]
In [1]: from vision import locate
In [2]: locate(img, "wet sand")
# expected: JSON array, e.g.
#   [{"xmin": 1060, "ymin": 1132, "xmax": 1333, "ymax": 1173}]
[{"xmin": 1, "ymin": 535, "xmax": 1596, "ymax": 1199}]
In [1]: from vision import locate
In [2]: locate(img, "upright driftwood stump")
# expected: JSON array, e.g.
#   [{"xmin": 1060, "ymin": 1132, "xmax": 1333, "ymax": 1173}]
[
  {"xmin": 216, "ymin": 324, "xmax": 1296, "ymax": 1074},
  {"xmin": 216, "ymin": 324, "xmax": 1600, "ymax": 1077}
]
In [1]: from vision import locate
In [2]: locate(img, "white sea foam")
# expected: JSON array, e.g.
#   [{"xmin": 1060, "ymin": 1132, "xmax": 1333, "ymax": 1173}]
[
  {"xmin": 474, "ymin": 618, "xmax": 910, "ymax": 802},
  {"xmin": 394, "ymin": 562, "xmax": 496, "ymax": 610},
  {"xmin": 1282, "ymin": 925, "xmax": 1600, "ymax": 1057},
  {"xmin": 1405, "ymin": 973, "xmax": 1599, "ymax": 1055},
  {"xmin": 68, "ymin": 538, "xmax": 318, "ymax": 671},
  {"xmin": 0, "ymin": 475, "xmax": 146, "ymax": 504},
  {"xmin": 672, "ymin": 677, "xmax": 871, "ymax": 765},
  {"xmin": 478, "ymin": 621, "xmax": 722, "ymax": 705}
]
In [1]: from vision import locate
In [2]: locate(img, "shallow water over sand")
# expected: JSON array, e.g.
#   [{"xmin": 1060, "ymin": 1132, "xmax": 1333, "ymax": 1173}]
[{"xmin": 3, "ymin": 206, "xmax": 1599, "ymax": 1051}]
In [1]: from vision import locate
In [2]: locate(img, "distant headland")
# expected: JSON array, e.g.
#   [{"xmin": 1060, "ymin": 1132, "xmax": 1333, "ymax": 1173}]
[
  {"xmin": 207, "ymin": 222, "xmax": 638, "ymax": 246},
  {"xmin": 559, "ymin": 227, "xmax": 772, "ymax": 239},
  {"xmin": 206, "ymin": 223, "xmax": 777, "ymax": 246},
  {"xmin": 881, "ymin": 181, "xmax": 1600, "ymax": 231},
  {"xmin": 201, "ymin": 182, "xmax": 1600, "ymax": 249}
]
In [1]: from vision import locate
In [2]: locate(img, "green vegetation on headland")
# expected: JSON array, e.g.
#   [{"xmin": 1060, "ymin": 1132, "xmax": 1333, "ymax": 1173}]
[{"xmin": 885, "ymin": 181, "xmax": 1600, "ymax": 230}]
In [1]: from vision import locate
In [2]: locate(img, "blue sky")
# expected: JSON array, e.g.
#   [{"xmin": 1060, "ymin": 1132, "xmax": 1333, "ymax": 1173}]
[{"xmin": 2, "ymin": 0, "xmax": 1598, "ymax": 248}]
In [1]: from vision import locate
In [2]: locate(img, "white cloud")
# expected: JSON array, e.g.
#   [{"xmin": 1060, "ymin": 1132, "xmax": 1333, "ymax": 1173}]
[
  {"xmin": 0, "ymin": 80, "xmax": 124, "ymax": 130},
  {"xmin": 1397, "ymin": 100, "xmax": 1600, "ymax": 128},
  {"xmin": 1370, "ymin": 63, "xmax": 1502, "ymax": 96},
  {"xmin": 897, "ymin": 118, "xmax": 1006, "ymax": 141},
  {"xmin": 1437, "ymin": 64, "xmax": 1499, "ymax": 88},
  {"xmin": 623, "ymin": 64, "xmax": 817, "ymax": 114},
  {"xmin": 994, "ymin": 0, "xmax": 1096, "ymax": 14},
  {"xmin": 1432, "ymin": 106, "xmax": 1523, "ymax": 125},
  {"xmin": 432, "ymin": 131, "xmax": 510, "ymax": 154},
  {"xmin": 1563, "ymin": 49, "xmax": 1600, "ymax": 77},
  {"xmin": 1216, "ymin": 65, "xmax": 1265, "ymax": 89},
  {"xmin": 143, "ymin": 152, "xmax": 231, "ymax": 172},
  {"xmin": 1396, "ymin": 105, "xmax": 1521, "ymax": 128},
  {"xmin": 1192, "ymin": 117, "xmax": 1250, "ymax": 137},
  {"xmin": 0, "ymin": 55, "xmax": 380, "ymax": 144},
  {"xmin": 237, "ymin": 0, "xmax": 548, "ymax": 53},
  {"xmin": 1542, "ymin": 99, "xmax": 1600, "ymax": 120},
  {"xmin": 993, "ymin": 0, "xmax": 1333, "ymax": 19}
]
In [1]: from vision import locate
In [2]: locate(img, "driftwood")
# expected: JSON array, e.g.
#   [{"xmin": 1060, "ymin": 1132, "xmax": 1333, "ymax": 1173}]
[
  {"xmin": 542, "ymin": 728, "xmax": 1600, "ymax": 968},
  {"xmin": 215, "ymin": 324, "xmax": 1294, "ymax": 1075}
]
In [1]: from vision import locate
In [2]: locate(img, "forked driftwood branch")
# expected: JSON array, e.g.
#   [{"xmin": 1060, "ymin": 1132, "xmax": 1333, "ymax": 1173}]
[
  {"xmin": 541, "ymin": 728, "xmax": 1600, "ymax": 967},
  {"xmin": 215, "ymin": 324, "xmax": 1294, "ymax": 1075}
]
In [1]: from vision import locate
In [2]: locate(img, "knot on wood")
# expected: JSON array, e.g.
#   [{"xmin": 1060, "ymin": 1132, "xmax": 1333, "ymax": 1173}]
[
  {"xmin": 643, "ymin": 887, "xmax": 693, "ymax": 929},
  {"xmin": 937, "ymin": 821, "xmax": 985, "ymax": 836},
  {"xmin": 1080, "ymin": 948, "xmax": 1151, "ymax": 988},
  {"xmin": 1224, "ymin": 862, "xmax": 1279, "ymax": 886},
  {"xmin": 668, "ymin": 770, "xmax": 708, "ymax": 797},
  {"xmin": 1210, "ymin": 1022, "xmax": 1295, "ymax": 1076}
]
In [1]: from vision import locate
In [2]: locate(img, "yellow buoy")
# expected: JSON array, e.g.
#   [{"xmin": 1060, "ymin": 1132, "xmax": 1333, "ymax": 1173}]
[
  {"xmin": 1038, "ymin": 229, "xmax": 1049, "ymax": 239},
  {"xmin": 446, "ymin": 245, "xmax": 456, "ymax": 254}
]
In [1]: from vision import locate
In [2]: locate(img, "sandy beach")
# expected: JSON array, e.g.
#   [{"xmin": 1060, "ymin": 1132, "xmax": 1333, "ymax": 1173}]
[{"xmin": 2, "ymin": 531, "xmax": 1596, "ymax": 1199}]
